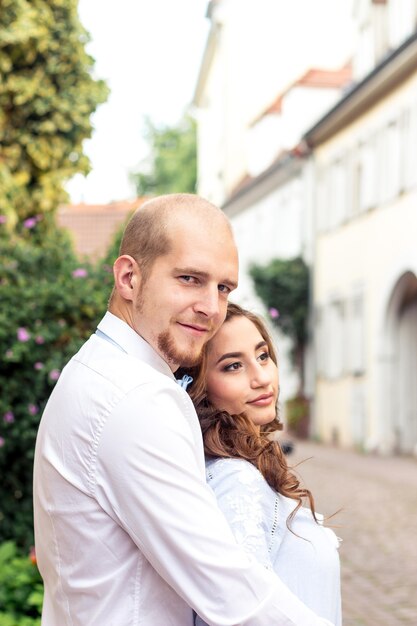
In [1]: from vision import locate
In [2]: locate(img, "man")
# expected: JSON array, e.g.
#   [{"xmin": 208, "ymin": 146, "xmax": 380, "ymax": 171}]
[{"xmin": 34, "ymin": 193, "xmax": 334, "ymax": 625}]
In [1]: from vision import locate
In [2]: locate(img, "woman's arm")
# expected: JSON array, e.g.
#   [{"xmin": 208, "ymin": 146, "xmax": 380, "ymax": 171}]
[
  {"xmin": 208, "ymin": 458, "xmax": 278, "ymax": 568},
  {"xmin": 194, "ymin": 458, "xmax": 280, "ymax": 626}
]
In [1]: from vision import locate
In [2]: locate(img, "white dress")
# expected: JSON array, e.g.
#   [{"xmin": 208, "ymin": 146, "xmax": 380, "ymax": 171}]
[{"xmin": 195, "ymin": 457, "xmax": 342, "ymax": 626}]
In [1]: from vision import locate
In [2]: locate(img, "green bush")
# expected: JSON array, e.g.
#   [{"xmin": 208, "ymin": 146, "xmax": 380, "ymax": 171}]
[
  {"xmin": 249, "ymin": 256, "xmax": 310, "ymax": 355},
  {"xmin": 250, "ymin": 256, "xmax": 310, "ymax": 394},
  {"xmin": 0, "ymin": 541, "xmax": 43, "ymax": 625},
  {"xmin": 0, "ymin": 218, "xmax": 114, "ymax": 549}
]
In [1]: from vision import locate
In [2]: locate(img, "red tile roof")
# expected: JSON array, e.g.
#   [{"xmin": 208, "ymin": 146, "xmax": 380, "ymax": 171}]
[
  {"xmin": 297, "ymin": 63, "xmax": 352, "ymax": 88},
  {"xmin": 254, "ymin": 62, "xmax": 352, "ymax": 125},
  {"xmin": 57, "ymin": 198, "xmax": 147, "ymax": 260}
]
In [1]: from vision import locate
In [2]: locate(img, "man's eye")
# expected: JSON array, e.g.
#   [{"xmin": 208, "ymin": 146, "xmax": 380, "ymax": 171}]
[
  {"xmin": 218, "ymin": 284, "xmax": 231, "ymax": 294},
  {"xmin": 180, "ymin": 275, "xmax": 195, "ymax": 283}
]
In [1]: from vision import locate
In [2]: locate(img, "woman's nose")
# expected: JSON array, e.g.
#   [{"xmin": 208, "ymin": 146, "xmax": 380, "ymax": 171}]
[{"xmin": 250, "ymin": 363, "xmax": 271, "ymax": 387}]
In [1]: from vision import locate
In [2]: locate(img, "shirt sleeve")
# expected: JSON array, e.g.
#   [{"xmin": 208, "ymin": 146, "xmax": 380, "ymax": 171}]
[{"xmin": 95, "ymin": 380, "xmax": 335, "ymax": 626}]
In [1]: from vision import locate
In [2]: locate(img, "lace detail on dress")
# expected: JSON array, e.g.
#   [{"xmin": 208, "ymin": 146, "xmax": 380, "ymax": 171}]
[{"xmin": 207, "ymin": 459, "xmax": 274, "ymax": 569}]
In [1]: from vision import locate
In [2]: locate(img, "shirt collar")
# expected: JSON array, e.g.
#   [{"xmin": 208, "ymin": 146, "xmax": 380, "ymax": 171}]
[{"xmin": 97, "ymin": 311, "xmax": 176, "ymax": 380}]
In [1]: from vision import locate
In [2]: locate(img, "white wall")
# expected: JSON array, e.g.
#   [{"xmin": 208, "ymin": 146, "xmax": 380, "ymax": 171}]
[
  {"xmin": 195, "ymin": 0, "xmax": 354, "ymax": 204},
  {"xmin": 312, "ymin": 70, "xmax": 417, "ymax": 451}
]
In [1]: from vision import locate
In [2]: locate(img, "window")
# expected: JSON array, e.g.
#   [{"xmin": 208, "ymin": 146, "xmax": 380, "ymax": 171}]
[
  {"xmin": 385, "ymin": 120, "xmax": 401, "ymax": 200},
  {"xmin": 315, "ymin": 306, "xmax": 325, "ymax": 376},
  {"xmin": 359, "ymin": 137, "xmax": 377, "ymax": 211},
  {"xmin": 327, "ymin": 298, "xmax": 346, "ymax": 379},
  {"xmin": 348, "ymin": 291, "xmax": 366, "ymax": 375},
  {"xmin": 350, "ymin": 149, "xmax": 363, "ymax": 216},
  {"xmin": 374, "ymin": 122, "xmax": 401, "ymax": 204},
  {"xmin": 329, "ymin": 157, "xmax": 348, "ymax": 227},
  {"xmin": 402, "ymin": 105, "xmax": 417, "ymax": 191},
  {"xmin": 316, "ymin": 172, "xmax": 329, "ymax": 233},
  {"xmin": 388, "ymin": 0, "xmax": 416, "ymax": 48}
]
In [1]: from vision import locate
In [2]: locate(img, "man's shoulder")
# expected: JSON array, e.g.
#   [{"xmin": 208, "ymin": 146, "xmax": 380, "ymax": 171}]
[{"xmin": 70, "ymin": 334, "xmax": 178, "ymax": 396}]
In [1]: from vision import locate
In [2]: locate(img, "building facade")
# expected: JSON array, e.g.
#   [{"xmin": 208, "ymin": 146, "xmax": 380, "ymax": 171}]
[
  {"xmin": 193, "ymin": 0, "xmax": 353, "ymax": 406},
  {"xmin": 194, "ymin": 0, "xmax": 417, "ymax": 453},
  {"xmin": 306, "ymin": 19, "xmax": 417, "ymax": 453}
]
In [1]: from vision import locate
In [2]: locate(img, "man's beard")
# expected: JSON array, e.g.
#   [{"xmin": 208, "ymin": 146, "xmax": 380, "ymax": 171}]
[
  {"xmin": 135, "ymin": 287, "xmax": 204, "ymax": 368},
  {"xmin": 157, "ymin": 328, "xmax": 203, "ymax": 368}
]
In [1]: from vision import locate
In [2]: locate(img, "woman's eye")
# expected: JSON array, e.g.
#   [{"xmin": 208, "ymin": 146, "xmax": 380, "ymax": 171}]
[
  {"xmin": 258, "ymin": 351, "xmax": 269, "ymax": 362},
  {"xmin": 223, "ymin": 362, "xmax": 241, "ymax": 372}
]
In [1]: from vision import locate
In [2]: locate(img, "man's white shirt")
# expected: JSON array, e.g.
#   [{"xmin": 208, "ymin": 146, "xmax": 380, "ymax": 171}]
[{"xmin": 33, "ymin": 312, "xmax": 334, "ymax": 625}]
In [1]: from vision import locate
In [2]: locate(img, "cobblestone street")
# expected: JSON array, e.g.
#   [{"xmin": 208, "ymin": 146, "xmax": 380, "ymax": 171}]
[{"xmin": 289, "ymin": 439, "xmax": 417, "ymax": 625}]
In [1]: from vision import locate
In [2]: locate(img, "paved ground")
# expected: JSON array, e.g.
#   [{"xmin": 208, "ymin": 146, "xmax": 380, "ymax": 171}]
[{"xmin": 288, "ymin": 439, "xmax": 417, "ymax": 625}]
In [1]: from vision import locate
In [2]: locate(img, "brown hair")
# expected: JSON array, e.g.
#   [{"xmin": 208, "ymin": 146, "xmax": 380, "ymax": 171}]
[{"xmin": 184, "ymin": 302, "xmax": 317, "ymax": 529}]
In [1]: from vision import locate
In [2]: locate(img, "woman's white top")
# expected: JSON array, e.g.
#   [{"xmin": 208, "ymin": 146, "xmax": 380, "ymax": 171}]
[{"xmin": 196, "ymin": 457, "xmax": 342, "ymax": 626}]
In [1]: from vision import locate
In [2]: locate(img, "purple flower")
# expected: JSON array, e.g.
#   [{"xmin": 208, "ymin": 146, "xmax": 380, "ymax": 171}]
[
  {"xmin": 28, "ymin": 404, "xmax": 38, "ymax": 415},
  {"xmin": 5, "ymin": 349, "xmax": 13, "ymax": 358},
  {"xmin": 0, "ymin": 215, "xmax": 7, "ymax": 224},
  {"xmin": 72, "ymin": 268, "xmax": 88, "ymax": 278},
  {"xmin": 17, "ymin": 327, "xmax": 30, "ymax": 342},
  {"xmin": 3, "ymin": 411, "xmax": 14, "ymax": 424},
  {"xmin": 49, "ymin": 369, "xmax": 61, "ymax": 381},
  {"xmin": 35, "ymin": 335, "xmax": 45, "ymax": 345},
  {"xmin": 269, "ymin": 307, "xmax": 280, "ymax": 319},
  {"xmin": 23, "ymin": 217, "xmax": 38, "ymax": 229},
  {"xmin": 0, "ymin": 437, "xmax": 5, "ymax": 448},
  {"xmin": 34, "ymin": 361, "xmax": 44, "ymax": 370}
]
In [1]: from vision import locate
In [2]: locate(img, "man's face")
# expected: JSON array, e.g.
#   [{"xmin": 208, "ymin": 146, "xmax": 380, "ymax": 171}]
[{"xmin": 133, "ymin": 218, "xmax": 238, "ymax": 370}]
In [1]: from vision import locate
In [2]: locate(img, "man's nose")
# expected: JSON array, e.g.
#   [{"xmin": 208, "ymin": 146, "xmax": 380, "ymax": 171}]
[{"xmin": 194, "ymin": 285, "xmax": 221, "ymax": 318}]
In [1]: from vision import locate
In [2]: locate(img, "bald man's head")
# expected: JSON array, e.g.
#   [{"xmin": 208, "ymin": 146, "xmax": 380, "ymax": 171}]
[{"xmin": 118, "ymin": 193, "xmax": 233, "ymax": 280}]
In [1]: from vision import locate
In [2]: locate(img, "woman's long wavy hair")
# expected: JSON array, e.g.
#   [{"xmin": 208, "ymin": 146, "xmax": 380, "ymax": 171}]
[{"xmin": 183, "ymin": 302, "xmax": 317, "ymax": 529}]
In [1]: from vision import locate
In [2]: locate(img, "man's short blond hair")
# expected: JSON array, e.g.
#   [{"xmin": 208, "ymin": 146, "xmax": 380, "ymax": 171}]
[
  {"xmin": 119, "ymin": 193, "xmax": 229, "ymax": 277},
  {"xmin": 108, "ymin": 193, "xmax": 231, "ymax": 306}
]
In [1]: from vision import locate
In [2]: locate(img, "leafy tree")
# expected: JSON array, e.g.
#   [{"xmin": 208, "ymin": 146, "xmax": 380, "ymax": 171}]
[
  {"xmin": 131, "ymin": 114, "xmax": 197, "ymax": 195},
  {"xmin": 250, "ymin": 257, "xmax": 310, "ymax": 385},
  {"xmin": 250, "ymin": 257, "xmax": 311, "ymax": 436},
  {"xmin": 0, "ymin": 0, "xmax": 109, "ymax": 230}
]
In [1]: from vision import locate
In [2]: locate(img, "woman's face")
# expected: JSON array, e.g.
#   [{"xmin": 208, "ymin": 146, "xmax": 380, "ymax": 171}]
[{"xmin": 205, "ymin": 315, "xmax": 279, "ymax": 429}]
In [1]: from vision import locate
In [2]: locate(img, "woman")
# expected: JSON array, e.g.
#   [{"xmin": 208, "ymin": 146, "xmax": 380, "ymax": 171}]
[{"xmin": 183, "ymin": 302, "xmax": 342, "ymax": 626}]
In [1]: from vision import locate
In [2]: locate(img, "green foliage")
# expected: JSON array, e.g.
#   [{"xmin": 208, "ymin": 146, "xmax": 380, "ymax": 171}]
[
  {"xmin": 0, "ymin": 0, "xmax": 109, "ymax": 226},
  {"xmin": 249, "ymin": 256, "xmax": 310, "ymax": 358},
  {"xmin": 0, "ymin": 541, "xmax": 42, "ymax": 625},
  {"xmin": 132, "ymin": 114, "xmax": 197, "ymax": 195},
  {"xmin": 0, "ymin": 219, "xmax": 114, "ymax": 549},
  {"xmin": 285, "ymin": 395, "xmax": 310, "ymax": 438}
]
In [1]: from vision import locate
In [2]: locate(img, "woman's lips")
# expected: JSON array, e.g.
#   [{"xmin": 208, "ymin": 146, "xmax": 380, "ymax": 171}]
[{"xmin": 247, "ymin": 393, "xmax": 274, "ymax": 406}]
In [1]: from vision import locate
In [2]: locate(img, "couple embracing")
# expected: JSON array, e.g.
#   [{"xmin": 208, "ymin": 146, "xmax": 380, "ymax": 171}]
[{"xmin": 33, "ymin": 193, "xmax": 341, "ymax": 626}]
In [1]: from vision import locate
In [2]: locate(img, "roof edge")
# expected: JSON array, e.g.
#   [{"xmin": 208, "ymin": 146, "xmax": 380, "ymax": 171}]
[{"xmin": 304, "ymin": 29, "xmax": 417, "ymax": 147}]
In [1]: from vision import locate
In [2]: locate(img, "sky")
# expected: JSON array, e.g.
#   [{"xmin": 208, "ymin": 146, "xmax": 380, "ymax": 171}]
[{"xmin": 66, "ymin": 0, "xmax": 210, "ymax": 205}]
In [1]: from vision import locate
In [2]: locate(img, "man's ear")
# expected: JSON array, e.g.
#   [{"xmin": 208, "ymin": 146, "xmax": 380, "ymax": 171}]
[{"xmin": 113, "ymin": 255, "xmax": 141, "ymax": 302}]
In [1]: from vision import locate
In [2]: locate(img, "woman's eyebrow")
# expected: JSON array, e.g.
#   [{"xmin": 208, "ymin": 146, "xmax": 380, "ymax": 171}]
[
  {"xmin": 216, "ymin": 341, "xmax": 268, "ymax": 365},
  {"xmin": 216, "ymin": 351, "xmax": 242, "ymax": 365}
]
